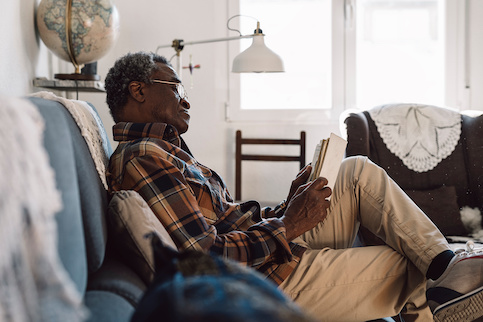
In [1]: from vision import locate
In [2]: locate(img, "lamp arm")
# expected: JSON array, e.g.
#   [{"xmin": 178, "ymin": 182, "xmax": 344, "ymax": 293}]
[{"xmin": 155, "ymin": 34, "xmax": 255, "ymax": 54}]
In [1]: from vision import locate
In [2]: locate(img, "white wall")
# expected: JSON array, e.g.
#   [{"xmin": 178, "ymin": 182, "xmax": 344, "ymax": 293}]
[
  {"xmin": 1, "ymin": 0, "xmax": 46, "ymax": 96},
  {"xmin": 1, "ymin": 0, "xmax": 482, "ymax": 204},
  {"xmin": 468, "ymin": 0, "xmax": 483, "ymax": 109}
]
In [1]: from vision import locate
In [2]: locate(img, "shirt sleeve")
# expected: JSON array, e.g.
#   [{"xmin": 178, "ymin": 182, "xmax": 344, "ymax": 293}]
[
  {"xmin": 261, "ymin": 199, "xmax": 288, "ymax": 219},
  {"xmin": 120, "ymin": 153, "xmax": 293, "ymax": 268}
]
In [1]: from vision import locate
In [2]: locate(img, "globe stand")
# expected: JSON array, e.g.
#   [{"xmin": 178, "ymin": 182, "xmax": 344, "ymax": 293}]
[{"xmin": 55, "ymin": 62, "xmax": 100, "ymax": 81}]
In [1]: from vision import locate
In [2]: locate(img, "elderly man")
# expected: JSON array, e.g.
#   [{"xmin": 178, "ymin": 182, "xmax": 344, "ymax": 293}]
[{"xmin": 105, "ymin": 51, "xmax": 483, "ymax": 322}]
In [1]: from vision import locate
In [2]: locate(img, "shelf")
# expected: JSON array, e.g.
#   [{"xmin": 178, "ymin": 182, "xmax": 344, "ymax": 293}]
[{"xmin": 33, "ymin": 78, "xmax": 105, "ymax": 92}]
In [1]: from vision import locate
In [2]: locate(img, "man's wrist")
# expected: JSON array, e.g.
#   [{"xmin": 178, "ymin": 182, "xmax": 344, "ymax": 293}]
[{"xmin": 280, "ymin": 215, "xmax": 296, "ymax": 242}]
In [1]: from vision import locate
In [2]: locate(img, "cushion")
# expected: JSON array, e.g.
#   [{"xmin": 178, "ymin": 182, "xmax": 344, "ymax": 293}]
[
  {"xmin": 404, "ymin": 186, "xmax": 467, "ymax": 236},
  {"xmin": 107, "ymin": 190, "xmax": 178, "ymax": 284}
]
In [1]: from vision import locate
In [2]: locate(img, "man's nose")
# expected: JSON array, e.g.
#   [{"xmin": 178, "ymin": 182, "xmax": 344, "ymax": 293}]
[{"xmin": 181, "ymin": 98, "xmax": 190, "ymax": 109}]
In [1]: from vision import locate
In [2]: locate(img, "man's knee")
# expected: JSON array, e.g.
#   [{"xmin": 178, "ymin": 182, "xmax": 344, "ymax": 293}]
[
  {"xmin": 340, "ymin": 155, "xmax": 368, "ymax": 174},
  {"xmin": 338, "ymin": 156, "xmax": 388, "ymax": 189}
]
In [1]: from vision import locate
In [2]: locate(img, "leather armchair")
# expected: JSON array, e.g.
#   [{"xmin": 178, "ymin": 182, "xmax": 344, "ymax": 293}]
[{"xmin": 342, "ymin": 104, "xmax": 483, "ymax": 244}]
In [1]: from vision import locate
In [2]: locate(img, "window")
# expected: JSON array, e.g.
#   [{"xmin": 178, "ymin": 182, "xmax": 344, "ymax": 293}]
[
  {"xmin": 239, "ymin": 0, "xmax": 332, "ymax": 111},
  {"xmin": 228, "ymin": 0, "xmax": 462, "ymax": 122},
  {"xmin": 354, "ymin": 0, "xmax": 445, "ymax": 109}
]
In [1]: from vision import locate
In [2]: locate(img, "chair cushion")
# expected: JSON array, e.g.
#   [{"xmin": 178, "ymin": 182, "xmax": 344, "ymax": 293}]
[
  {"xmin": 87, "ymin": 256, "xmax": 147, "ymax": 308},
  {"xmin": 404, "ymin": 186, "xmax": 467, "ymax": 236},
  {"xmin": 107, "ymin": 190, "xmax": 178, "ymax": 284}
]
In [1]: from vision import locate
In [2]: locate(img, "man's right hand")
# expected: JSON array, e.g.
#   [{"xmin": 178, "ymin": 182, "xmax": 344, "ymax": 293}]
[{"xmin": 280, "ymin": 177, "xmax": 331, "ymax": 242}]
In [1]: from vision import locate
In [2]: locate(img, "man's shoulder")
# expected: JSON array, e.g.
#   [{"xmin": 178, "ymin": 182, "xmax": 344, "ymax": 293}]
[
  {"xmin": 112, "ymin": 136, "xmax": 195, "ymax": 170},
  {"xmin": 114, "ymin": 137, "xmax": 176, "ymax": 158}
]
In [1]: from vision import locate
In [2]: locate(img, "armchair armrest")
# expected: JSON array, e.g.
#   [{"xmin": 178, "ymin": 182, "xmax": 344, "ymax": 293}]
[{"xmin": 343, "ymin": 111, "xmax": 371, "ymax": 157}]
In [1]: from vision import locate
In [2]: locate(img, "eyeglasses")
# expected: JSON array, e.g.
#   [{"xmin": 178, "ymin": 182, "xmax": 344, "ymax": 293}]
[{"xmin": 151, "ymin": 79, "xmax": 188, "ymax": 100}]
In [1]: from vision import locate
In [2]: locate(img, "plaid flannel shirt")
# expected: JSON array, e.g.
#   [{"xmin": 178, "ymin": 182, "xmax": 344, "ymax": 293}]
[{"xmin": 107, "ymin": 122, "xmax": 306, "ymax": 285}]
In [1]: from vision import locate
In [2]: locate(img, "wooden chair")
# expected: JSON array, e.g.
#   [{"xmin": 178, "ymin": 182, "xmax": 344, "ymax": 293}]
[{"xmin": 235, "ymin": 130, "xmax": 306, "ymax": 201}]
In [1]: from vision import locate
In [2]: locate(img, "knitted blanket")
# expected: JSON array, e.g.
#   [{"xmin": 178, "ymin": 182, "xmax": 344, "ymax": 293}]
[{"xmin": 0, "ymin": 95, "xmax": 86, "ymax": 321}]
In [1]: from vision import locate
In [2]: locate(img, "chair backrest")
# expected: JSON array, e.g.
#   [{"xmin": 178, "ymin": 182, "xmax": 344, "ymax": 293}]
[
  {"xmin": 29, "ymin": 96, "xmax": 112, "ymax": 292},
  {"xmin": 343, "ymin": 108, "xmax": 483, "ymax": 207},
  {"xmin": 235, "ymin": 130, "xmax": 306, "ymax": 201}
]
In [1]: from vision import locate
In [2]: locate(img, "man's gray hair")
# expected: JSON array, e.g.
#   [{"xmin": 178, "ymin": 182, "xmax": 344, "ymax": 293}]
[{"xmin": 105, "ymin": 51, "xmax": 171, "ymax": 122}]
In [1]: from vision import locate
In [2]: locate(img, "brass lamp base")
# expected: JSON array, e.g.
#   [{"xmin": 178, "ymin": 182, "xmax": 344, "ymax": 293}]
[{"xmin": 54, "ymin": 73, "xmax": 101, "ymax": 81}]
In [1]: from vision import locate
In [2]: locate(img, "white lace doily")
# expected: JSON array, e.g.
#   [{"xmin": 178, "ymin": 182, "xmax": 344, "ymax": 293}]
[{"xmin": 368, "ymin": 103, "xmax": 461, "ymax": 173}]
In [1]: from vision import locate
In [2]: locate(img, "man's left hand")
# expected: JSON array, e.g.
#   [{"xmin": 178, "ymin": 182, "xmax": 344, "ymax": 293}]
[
  {"xmin": 264, "ymin": 164, "xmax": 312, "ymax": 219},
  {"xmin": 286, "ymin": 164, "xmax": 312, "ymax": 203}
]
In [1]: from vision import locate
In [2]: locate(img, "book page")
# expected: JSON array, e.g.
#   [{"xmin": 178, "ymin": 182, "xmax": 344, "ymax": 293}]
[
  {"xmin": 307, "ymin": 133, "xmax": 347, "ymax": 198},
  {"xmin": 313, "ymin": 139, "xmax": 328, "ymax": 180},
  {"xmin": 308, "ymin": 140, "xmax": 323, "ymax": 182},
  {"xmin": 308, "ymin": 139, "xmax": 327, "ymax": 182},
  {"xmin": 319, "ymin": 133, "xmax": 347, "ymax": 191}
]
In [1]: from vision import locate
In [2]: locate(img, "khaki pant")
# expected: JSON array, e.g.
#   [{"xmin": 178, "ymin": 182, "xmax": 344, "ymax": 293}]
[{"xmin": 280, "ymin": 156, "xmax": 450, "ymax": 322}]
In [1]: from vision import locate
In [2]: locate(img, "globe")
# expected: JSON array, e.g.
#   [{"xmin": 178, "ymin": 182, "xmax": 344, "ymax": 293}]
[{"xmin": 36, "ymin": 0, "xmax": 120, "ymax": 79}]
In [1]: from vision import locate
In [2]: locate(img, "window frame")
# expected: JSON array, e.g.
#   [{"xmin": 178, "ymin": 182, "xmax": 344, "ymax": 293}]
[{"xmin": 226, "ymin": 0, "xmax": 465, "ymax": 124}]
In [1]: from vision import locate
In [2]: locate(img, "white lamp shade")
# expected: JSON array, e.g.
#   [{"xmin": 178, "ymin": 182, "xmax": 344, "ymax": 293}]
[{"xmin": 232, "ymin": 34, "xmax": 285, "ymax": 73}]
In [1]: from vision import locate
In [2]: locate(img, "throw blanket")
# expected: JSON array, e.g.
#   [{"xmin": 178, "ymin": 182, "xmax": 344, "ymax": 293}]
[
  {"xmin": 0, "ymin": 95, "xmax": 86, "ymax": 321},
  {"xmin": 30, "ymin": 91, "xmax": 110, "ymax": 190},
  {"xmin": 368, "ymin": 103, "xmax": 461, "ymax": 172}
]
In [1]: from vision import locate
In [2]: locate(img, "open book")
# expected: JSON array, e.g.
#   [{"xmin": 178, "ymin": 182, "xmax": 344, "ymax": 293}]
[{"xmin": 307, "ymin": 133, "xmax": 348, "ymax": 192}]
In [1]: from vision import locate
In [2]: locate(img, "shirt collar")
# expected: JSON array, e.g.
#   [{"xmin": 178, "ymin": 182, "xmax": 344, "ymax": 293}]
[{"xmin": 113, "ymin": 122, "xmax": 181, "ymax": 147}]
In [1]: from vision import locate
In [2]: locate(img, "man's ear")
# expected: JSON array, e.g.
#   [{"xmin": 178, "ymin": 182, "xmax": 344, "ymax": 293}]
[{"xmin": 128, "ymin": 81, "xmax": 145, "ymax": 103}]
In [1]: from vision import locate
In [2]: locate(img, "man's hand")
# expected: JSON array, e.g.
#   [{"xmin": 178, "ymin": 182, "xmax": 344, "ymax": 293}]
[
  {"xmin": 264, "ymin": 165, "xmax": 313, "ymax": 219},
  {"xmin": 286, "ymin": 164, "xmax": 312, "ymax": 203},
  {"xmin": 281, "ymin": 176, "xmax": 331, "ymax": 242}
]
